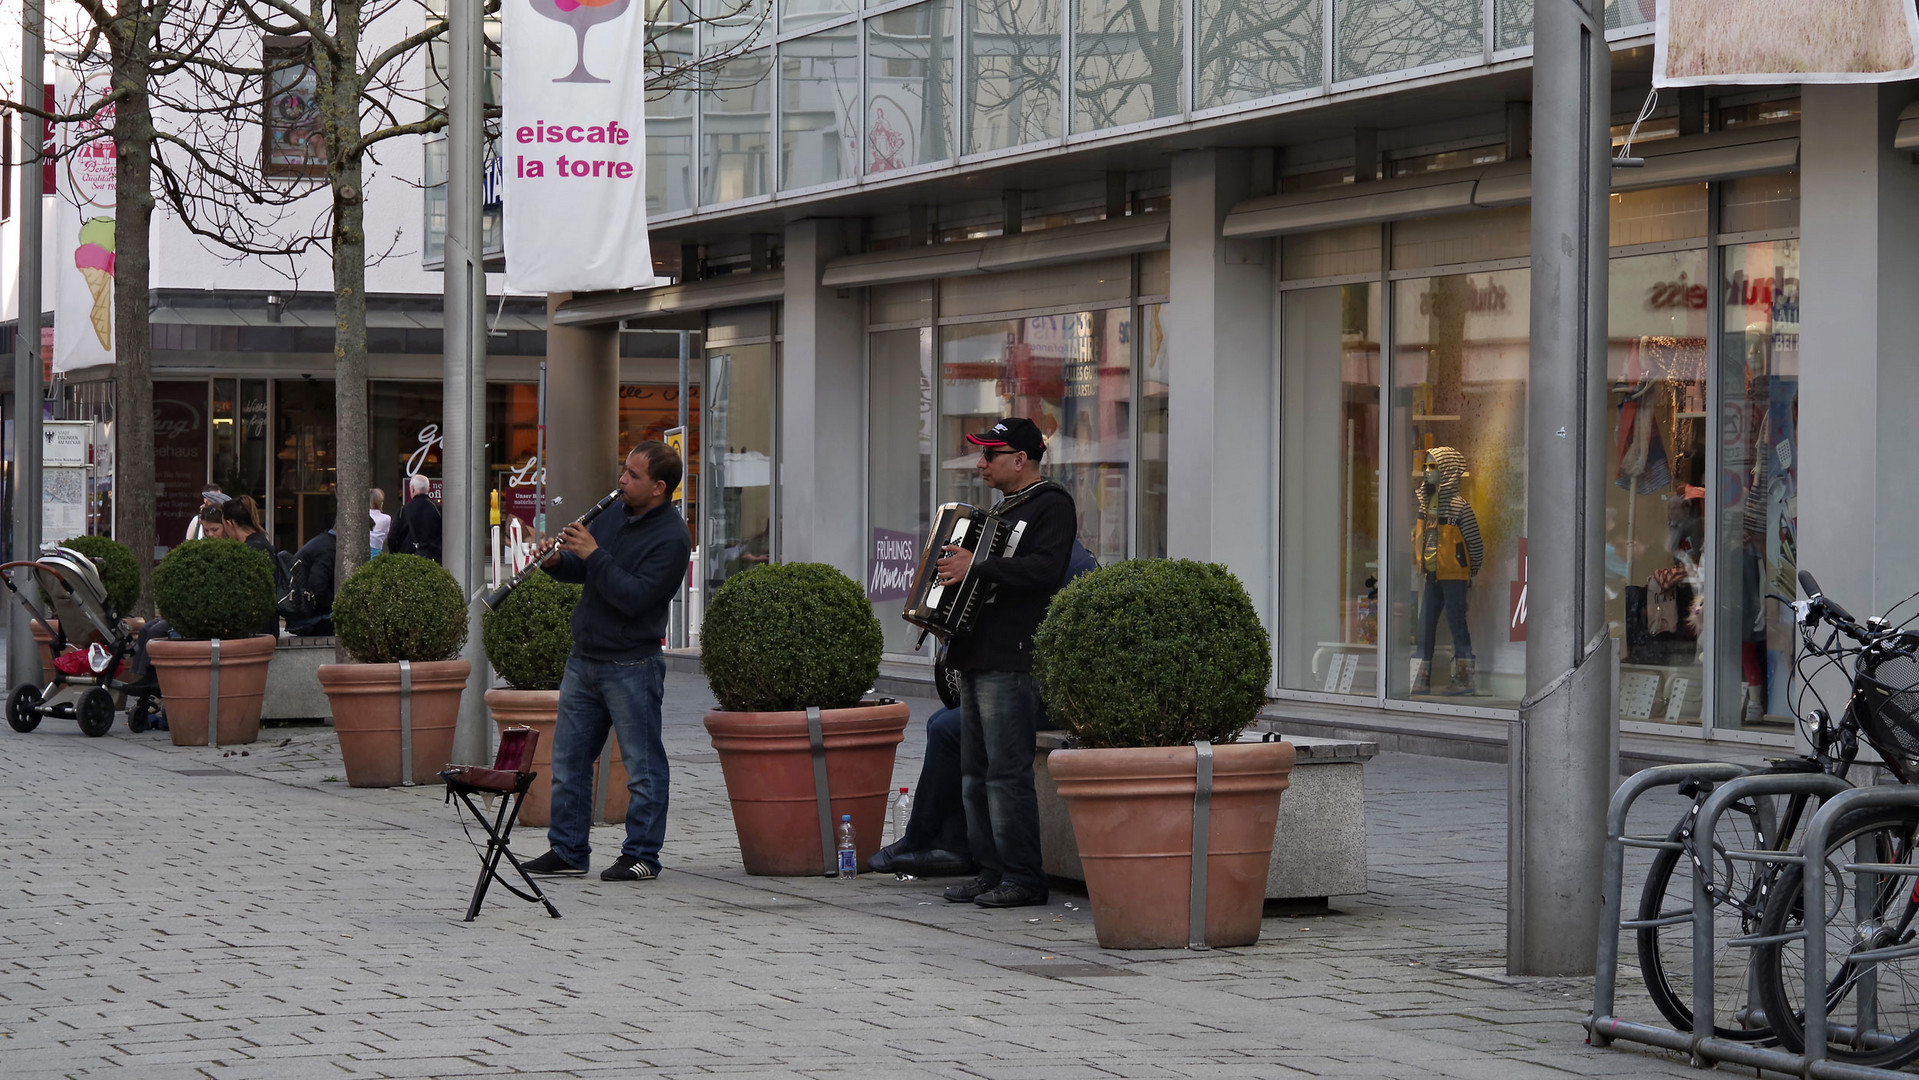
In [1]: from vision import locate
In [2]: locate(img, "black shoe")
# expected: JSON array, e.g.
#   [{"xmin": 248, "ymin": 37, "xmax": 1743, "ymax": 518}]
[
  {"xmin": 892, "ymin": 848, "xmax": 975, "ymax": 878},
  {"xmin": 522, "ymin": 850, "xmax": 588, "ymax": 876},
  {"xmin": 974, "ymin": 881, "xmax": 1048, "ymax": 908},
  {"xmin": 869, "ymin": 839, "xmax": 913, "ymax": 874},
  {"xmin": 943, "ymin": 873, "xmax": 1000, "ymax": 903},
  {"xmin": 600, "ymin": 855, "xmax": 659, "ymax": 882}
]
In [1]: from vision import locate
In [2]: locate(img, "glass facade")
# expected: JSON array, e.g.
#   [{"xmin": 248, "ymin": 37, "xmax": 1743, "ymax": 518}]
[
  {"xmin": 780, "ymin": 22, "xmax": 859, "ymax": 189},
  {"xmin": 702, "ymin": 51, "xmax": 775, "ymax": 204},
  {"xmin": 1197, "ymin": 0, "xmax": 1320, "ymax": 108},
  {"xmin": 1074, "ymin": 0, "xmax": 1184, "ymax": 130},
  {"xmin": 966, "ymin": 0, "xmax": 1062, "ymax": 152},
  {"xmin": 704, "ymin": 343, "xmax": 778, "ymax": 596},
  {"xmin": 1277, "ymin": 173, "xmax": 1797, "ymax": 736},
  {"xmin": 866, "ymin": 0, "xmax": 954, "ymax": 173}
]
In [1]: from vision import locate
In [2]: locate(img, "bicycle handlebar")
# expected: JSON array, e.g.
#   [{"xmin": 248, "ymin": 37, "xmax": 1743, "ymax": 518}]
[{"xmin": 1800, "ymin": 570, "xmax": 1861, "ymax": 627}]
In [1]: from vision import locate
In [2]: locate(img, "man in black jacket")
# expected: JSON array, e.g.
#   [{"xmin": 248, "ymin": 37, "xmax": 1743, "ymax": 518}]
[
  {"xmin": 522, "ymin": 441, "xmax": 692, "ymax": 882},
  {"xmin": 386, "ymin": 474, "xmax": 443, "ymax": 563},
  {"xmin": 286, "ymin": 523, "xmax": 337, "ymax": 636},
  {"xmin": 934, "ymin": 417, "xmax": 1076, "ymax": 909}
]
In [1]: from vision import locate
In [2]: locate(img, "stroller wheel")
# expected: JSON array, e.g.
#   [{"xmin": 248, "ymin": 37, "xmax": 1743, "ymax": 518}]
[
  {"xmin": 77, "ymin": 688, "xmax": 115, "ymax": 738},
  {"xmin": 126, "ymin": 697, "xmax": 151, "ymax": 734},
  {"xmin": 7, "ymin": 684, "xmax": 43, "ymax": 733}
]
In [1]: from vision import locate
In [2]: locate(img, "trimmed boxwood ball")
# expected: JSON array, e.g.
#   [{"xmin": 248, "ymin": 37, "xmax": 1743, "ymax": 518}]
[
  {"xmin": 1033, "ymin": 559, "xmax": 1271, "ymax": 749},
  {"xmin": 333, "ymin": 553, "xmax": 468, "ymax": 664},
  {"xmin": 61, "ymin": 534, "xmax": 139, "ymax": 617},
  {"xmin": 482, "ymin": 572, "xmax": 580, "ymax": 690},
  {"xmin": 702, "ymin": 562, "xmax": 882, "ymax": 712},
  {"xmin": 152, "ymin": 538, "xmax": 277, "ymax": 640}
]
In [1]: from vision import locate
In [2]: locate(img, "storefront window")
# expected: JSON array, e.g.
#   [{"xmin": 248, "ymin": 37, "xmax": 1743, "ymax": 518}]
[
  {"xmin": 705, "ymin": 344, "xmax": 775, "ymax": 595},
  {"xmin": 1607, "ymin": 251, "xmax": 1710, "ymax": 726},
  {"xmin": 1716, "ymin": 238, "xmax": 1799, "ymax": 733},
  {"xmin": 937, "ymin": 310, "xmax": 1132, "ymax": 561},
  {"xmin": 1280, "ymin": 283, "xmax": 1381, "ymax": 697},
  {"xmin": 869, "ymin": 328, "xmax": 934, "ymax": 655},
  {"xmin": 620, "ymin": 382, "xmax": 700, "ymax": 547},
  {"xmin": 1137, "ymin": 302, "xmax": 1169, "ymax": 558},
  {"xmin": 211, "ymin": 378, "xmax": 270, "ymax": 514},
  {"xmin": 274, "ymin": 378, "xmax": 338, "ymax": 553},
  {"xmin": 1388, "ymin": 268, "xmax": 1529, "ymax": 706},
  {"xmin": 154, "ymin": 381, "xmax": 210, "ymax": 555}
]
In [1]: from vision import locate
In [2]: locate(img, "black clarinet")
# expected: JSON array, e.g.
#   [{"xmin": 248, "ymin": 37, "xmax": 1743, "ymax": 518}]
[{"xmin": 479, "ymin": 489, "xmax": 621, "ymax": 610}]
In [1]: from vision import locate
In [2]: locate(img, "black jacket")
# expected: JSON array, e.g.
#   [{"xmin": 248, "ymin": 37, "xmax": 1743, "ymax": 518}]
[
  {"xmin": 388, "ymin": 493, "xmax": 443, "ymax": 563},
  {"xmin": 946, "ymin": 480, "xmax": 1076, "ymax": 673},
  {"xmin": 542, "ymin": 499, "xmax": 691, "ymax": 662},
  {"xmin": 292, "ymin": 530, "xmax": 337, "ymax": 615}
]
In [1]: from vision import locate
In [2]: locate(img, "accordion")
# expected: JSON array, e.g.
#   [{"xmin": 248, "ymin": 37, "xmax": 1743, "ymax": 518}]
[{"xmin": 902, "ymin": 502, "xmax": 1030, "ymax": 644}]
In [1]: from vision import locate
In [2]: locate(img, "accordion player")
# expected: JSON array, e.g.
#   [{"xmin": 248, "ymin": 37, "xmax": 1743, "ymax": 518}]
[{"xmin": 901, "ymin": 502, "xmax": 1030, "ymax": 644}]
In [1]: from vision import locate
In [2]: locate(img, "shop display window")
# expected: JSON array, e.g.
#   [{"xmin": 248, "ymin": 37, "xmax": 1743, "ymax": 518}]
[
  {"xmin": 868, "ymin": 327, "xmax": 934, "ymax": 655},
  {"xmin": 1279, "ymin": 283, "xmax": 1380, "ymax": 697},
  {"xmin": 1606, "ymin": 251, "xmax": 1711, "ymax": 726},
  {"xmin": 1137, "ymin": 302, "xmax": 1169, "ymax": 559},
  {"xmin": 704, "ymin": 343, "xmax": 776, "ymax": 596},
  {"xmin": 1387, "ymin": 268, "xmax": 1530, "ymax": 706},
  {"xmin": 274, "ymin": 378, "xmax": 339, "ymax": 553},
  {"xmin": 1714, "ymin": 238, "xmax": 1799, "ymax": 733}
]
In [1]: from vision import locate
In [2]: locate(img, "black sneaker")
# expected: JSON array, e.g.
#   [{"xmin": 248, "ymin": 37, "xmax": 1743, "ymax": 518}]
[
  {"xmin": 943, "ymin": 873, "xmax": 1000, "ymax": 903},
  {"xmin": 975, "ymin": 881, "xmax": 1048, "ymax": 908},
  {"xmin": 601, "ymin": 855, "xmax": 659, "ymax": 882},
  {"xmin": 868, "ymin": 838, "xmax": 912, "ymax": 874},
  {"xmin": 522, "ymin": 850, "xmax": 588, "ymax": 876}
]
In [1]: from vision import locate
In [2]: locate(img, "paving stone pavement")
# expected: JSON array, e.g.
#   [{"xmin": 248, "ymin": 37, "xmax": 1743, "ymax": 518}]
[{"xmin": 0, "ymin": 670, "xmax": 1716, "ymax": 1078}]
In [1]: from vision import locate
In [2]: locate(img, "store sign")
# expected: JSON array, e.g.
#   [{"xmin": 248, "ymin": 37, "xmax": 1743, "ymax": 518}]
[
  {"xmin": 868, "ymin": 527, "xmax": 919, "ymax": 602},
  {"xmin": 501, "ymin": 0, "xmax": 657, "ymax": 293},
  {"xmin": 1655, "ymin": 0, "xmax": 1919, "ymax": 86},
  {"xmin": 52, "ymin": 64, "xmax": 116, "ymax": 374}
]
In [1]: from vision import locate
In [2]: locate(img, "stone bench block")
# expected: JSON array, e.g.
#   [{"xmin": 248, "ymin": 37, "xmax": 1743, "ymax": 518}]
[
  {"xmin": 1034, "ymin": 731, "xmax": 1376, "ymax": 902},
  {"xmin": 262, "ymin": 636, "xmax": 335, "ymax": 721}
]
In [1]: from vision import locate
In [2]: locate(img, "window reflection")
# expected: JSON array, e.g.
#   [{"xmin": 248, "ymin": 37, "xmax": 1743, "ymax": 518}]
[{"xmin": 966, "ymin": 0, "xmax": 1061, "ymax": 152}]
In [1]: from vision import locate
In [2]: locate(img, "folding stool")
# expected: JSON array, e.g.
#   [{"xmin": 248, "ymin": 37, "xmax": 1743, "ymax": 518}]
[{"xmin": 441, "ymin": 726, "xmax": 561, "ymax": 921}]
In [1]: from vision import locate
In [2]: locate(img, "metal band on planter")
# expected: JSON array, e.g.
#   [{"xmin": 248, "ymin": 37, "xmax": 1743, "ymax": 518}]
[
  {"xmin": 206, "ymin": 638, "xmax": 221, "ymax": 748},
  {"xmin": 398, "ymin": 659, "xmax": 414, "ymax": 787},
  {"xmin": 808, "ymin": 706, "xmax": 835, "ymax": 875},
  {"xmin": 1189, "ymin": 739, "xmax": 1214, "ymax": 951}
]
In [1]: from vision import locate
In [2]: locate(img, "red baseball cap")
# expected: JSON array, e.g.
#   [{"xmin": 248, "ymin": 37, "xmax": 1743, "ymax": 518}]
[{"xmin": 965, "ymin": 416, "xmax": 1046, "ymax": 459}]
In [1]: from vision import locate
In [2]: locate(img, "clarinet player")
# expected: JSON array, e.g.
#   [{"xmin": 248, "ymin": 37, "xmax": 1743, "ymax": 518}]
[{"xmin": 522, "ymin": 441, "xmax": 692, "ymax": 883}]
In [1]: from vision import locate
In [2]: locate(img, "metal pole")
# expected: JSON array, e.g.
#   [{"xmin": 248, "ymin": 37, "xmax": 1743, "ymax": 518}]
[
  {"xmin": 1510, "ymin": 0, "xmax": 1613, "ymax": 975},
  {"xmin": 535, "ymin": 358, "xmax": 547, "ymax": 534},
  {"xmin": 674, "ymin": 329, "xmax": 689, "ymax": 648},
  {"xmin": 444, "ymin": 0, "xmax": 489, "ymax": 765},
  {"xmin": 8, "ymin": 0, "xmax": 44, "ymax": 690}
]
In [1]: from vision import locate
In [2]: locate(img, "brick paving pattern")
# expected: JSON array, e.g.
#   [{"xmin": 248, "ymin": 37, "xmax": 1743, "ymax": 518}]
[{"xmin": 0, "ymin": 671, "xmax": 1708, "ymax": 1078}]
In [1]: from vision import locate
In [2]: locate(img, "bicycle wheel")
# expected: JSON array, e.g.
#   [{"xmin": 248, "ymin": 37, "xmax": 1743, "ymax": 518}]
[
  {"xmin": 1753, "ymin": 805, "xmax": 1919, "ymax": 1067},
  {"xmin": 1637, "ymin": 799, "xmax": 1781, "ymax": 1039}
]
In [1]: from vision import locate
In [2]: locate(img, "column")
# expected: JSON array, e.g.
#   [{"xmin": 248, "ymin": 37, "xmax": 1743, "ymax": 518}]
[
  {"xmin": 1798, "ymin": 84, "xmax": 1919, "ymax": 619},
  {"xmin": 1165, "ymin": 149, "xmax": 1276, "ymax": 631},
  {"xmin": 544, "ymin": 294, "xmax": 621, "ymax": 522},
  {"xmin": 779, "ymin": 219, "xmax": 865, "ymax": 581}
]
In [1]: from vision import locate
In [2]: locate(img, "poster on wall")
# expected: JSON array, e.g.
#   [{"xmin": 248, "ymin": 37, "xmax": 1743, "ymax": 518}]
[
  {"xmin": 52, "ymin": 64, "xmax": 116, "ymax": 374},
  {"xmin": 42, "ymin": 467, "xmax": 88, "ymax": 544},
  {"xmin": 501, "ymin": 0, "xmax": 657, "ymax": 293},
  {"xmin": 1655, "ymin": 0, "xmax": 1919, "ymax": 85}
]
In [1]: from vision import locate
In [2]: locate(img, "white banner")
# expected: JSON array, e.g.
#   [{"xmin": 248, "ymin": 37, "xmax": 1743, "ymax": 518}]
[
  {"xmin": 52, "ymin": 65, "xmax": 116, "ymax": 373},
  {"xmin": 501, "ymin": 0, "xmax": 657, "ymax": 293},
  {"xmin": 1655, "ymin": 0, "xmax": 1919, "ymax": 86}
]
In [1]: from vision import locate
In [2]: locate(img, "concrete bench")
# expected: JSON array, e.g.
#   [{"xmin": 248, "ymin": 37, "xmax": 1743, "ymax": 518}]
[
  {"xmin": 1034, "ymin": 731, "xmax": 1377, "ymax": 904},
  {"xmin": 262, "ymin": 636, "xmax": 336, "ymax": 721}
]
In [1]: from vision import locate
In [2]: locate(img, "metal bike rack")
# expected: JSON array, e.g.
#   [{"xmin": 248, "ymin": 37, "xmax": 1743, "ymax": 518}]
[{"xmin": 1590, "ymin": 764, "xmax": 1919, "ymax": 1079}]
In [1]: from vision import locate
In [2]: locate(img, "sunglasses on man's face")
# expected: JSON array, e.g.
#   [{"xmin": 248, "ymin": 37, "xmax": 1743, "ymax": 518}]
[{"xmin": 980, "ymin": 448, "xmax": 1022, "ymax": 460}]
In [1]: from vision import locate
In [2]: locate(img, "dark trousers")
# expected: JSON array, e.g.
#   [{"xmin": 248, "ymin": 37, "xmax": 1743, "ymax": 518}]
[
  {"xmin": 958, "ymin": 671, "xmax": 1044, "ymax": 891},
  {"xmin": 902, "ymin": 706, "xmax": 968, "ymax": 854},
  {"xmin": 1416, "ymin": 574, "xmax": 1474, "ymax": 661},
  {"xmin": 548, "ymin": 655, "xmax": 670, "ymax": 868}
]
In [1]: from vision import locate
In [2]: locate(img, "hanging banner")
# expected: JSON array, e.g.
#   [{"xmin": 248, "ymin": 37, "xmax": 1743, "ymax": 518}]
[
  {"xmin": 1655, "ymin": 0, "xmax": 1919, "ymax": 86},
  {"xmin": 501, "ymin": 0, "xmax": 657, "ymax": 293},
  {"xmin": 52, "ymin": 64, "xmax": 116, "ymax": 374}
]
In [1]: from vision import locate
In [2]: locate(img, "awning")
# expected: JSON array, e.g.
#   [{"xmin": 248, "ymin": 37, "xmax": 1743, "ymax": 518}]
[{"xmin": 551, "ymin": 270, "xmax": 784, "ymax": 327}]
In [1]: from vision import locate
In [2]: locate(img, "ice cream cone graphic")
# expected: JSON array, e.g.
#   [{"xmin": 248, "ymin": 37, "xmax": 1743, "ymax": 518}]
[{"xmin": 75, "ymin": 217, "xmax": 115, "ymax": 351}]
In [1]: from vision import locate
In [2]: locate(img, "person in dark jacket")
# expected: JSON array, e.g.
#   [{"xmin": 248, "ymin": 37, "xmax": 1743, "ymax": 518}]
[
  {"xmin": 222, "ymin": 497, "xmax": 282, "ymax": 637},
  {"xmin": 933, "ymin": 416, "xmax": 1076, "ymax": 909},
  {"xmin": 286, "ymin": 525, "xmax": 337, "ymax": 636},
  {"xmin": 521, "ymin": 441, "xmax": 692, "ymax": 883},
  {"xmin": 386, "ymin": 474, "xmax": 442, "ymax": 563}
]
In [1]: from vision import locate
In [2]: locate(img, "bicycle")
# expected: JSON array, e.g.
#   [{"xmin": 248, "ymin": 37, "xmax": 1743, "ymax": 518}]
[{"xmin": 1636, "ymin": 570, "xmax": 1894, "ymax": 1045}]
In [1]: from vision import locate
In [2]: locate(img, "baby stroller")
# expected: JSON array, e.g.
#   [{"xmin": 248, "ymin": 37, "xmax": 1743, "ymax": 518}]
[{"xmin": 1, "ymin": 546, "xmax": 159, "ymax": 736}]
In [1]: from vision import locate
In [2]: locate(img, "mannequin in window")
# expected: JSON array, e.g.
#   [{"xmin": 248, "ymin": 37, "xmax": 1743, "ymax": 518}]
[{"xmin": 1410, "ymin": 446, "xmax": 1483, "ymax": 695}]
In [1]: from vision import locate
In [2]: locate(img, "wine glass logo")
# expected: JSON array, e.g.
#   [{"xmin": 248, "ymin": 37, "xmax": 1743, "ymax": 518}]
[{"xmin": 528, "ymin": 0, "xmax": 633, "ymax": 84}]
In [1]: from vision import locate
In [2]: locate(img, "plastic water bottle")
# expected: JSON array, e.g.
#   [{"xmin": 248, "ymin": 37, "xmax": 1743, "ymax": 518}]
[
  {"xmin": 892, "ymin": 787, "xmax": 912, "ymax": 846},
  {"xmin": 837, "ymin": 815, "xmax": 857, "ymax": 879}
]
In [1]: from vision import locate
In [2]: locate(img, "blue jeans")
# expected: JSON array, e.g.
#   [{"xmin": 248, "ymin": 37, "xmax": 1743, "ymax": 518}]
[
  {"xmin": 1416, "ymin": 575, "xmax": 1474, "ymax": 661},
  {"xmin": 902, "ymin": 706, "xmax": 968, "ymax": 855},
  {"xmin": 547, "ymin": 654, "xmax": 669, "ymax": 869},
  {"xmin": 959, "ymin": 671, "xmax": 1045, "ymax": 891}
]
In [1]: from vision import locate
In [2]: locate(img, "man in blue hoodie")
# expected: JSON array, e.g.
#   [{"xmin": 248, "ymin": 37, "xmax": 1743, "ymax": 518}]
[{"xmin": 521, "ymin": 441, "xmax": 692, "ymax": 883}]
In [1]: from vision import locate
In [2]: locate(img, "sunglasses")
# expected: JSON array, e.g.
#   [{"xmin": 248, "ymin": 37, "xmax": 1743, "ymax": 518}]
[{"xmin": 980, "ymin": 447, "xmax": 1022, "ymax": 460}]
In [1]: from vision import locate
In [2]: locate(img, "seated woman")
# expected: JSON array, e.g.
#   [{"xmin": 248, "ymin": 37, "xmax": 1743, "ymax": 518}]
[{"xmin": 221, "ymin": 497, "xmax": 283, "ymax": 637}]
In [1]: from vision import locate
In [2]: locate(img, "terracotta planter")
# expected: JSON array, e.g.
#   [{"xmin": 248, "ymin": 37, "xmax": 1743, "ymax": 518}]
[
  {"xmin": 148, "ymin": 635, "xmax": 278, "ymax": 747},
  {"xmin": 704, "ymin": 701, "xmax": 910, "ymax": 876},
  {"xmin": 319, "ymin": 660, "xmax": 470, "ymax": 787},
  {"xmin": 1050, "ymin": 740, "xmax": 1296, "ymax": 950},
  {"xmin": 485, "ymin": 690, "xmax": 633, "ymax": 827}
]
